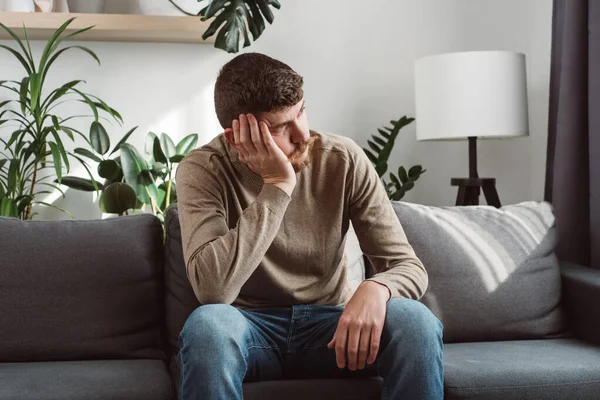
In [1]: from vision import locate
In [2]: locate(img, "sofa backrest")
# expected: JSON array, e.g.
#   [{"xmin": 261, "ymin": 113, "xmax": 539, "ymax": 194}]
[
  {"xmin": 164, "ymin": 204, "xmax": 201, "ymax": 359},
  {"xmin": 0, "ymin": 214, "xmax": 166, "ymax": 362}
]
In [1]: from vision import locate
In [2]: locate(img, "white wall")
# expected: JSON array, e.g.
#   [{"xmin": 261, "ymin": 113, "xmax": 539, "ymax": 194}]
[{"xmin": 0, "ymin": 0, "xmax": 553, "ymax": 220}]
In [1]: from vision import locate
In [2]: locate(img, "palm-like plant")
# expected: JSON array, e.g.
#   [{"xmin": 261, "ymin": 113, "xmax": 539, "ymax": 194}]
[
  {"xmin": 0, "ymin": 19, "xmax": 121, "ymax": 219},
  {"xmin": 363, "ymin": 116, "xmax": 426, "ymax": 201},
  {"xmin": 169, "ymin": 0, "xmax": 281, "ymax": 53}
]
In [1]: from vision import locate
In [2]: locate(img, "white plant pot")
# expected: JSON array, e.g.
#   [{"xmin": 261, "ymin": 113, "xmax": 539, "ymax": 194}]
[
  {"xmin": 104, "ymin": 0, "xmax": 202, "ymax": 16},
  {"xmin": 32, "ymin": 0, "xmax": 69, "ymax": 12},
  {"xmin": 4, "ymin": 0, "xmax": 35, "ymax": 12},
  {"xmin": 67, "ymin": 0, "xmax": 105, "ymax": 14}
]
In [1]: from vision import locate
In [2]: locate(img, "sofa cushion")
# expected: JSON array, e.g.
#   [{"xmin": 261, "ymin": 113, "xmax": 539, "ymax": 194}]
[
  {"xmin": 392, "ymin": 201, "xmax": 567, "ymax": 342},
  {"xmin": 443, "ymin": 338, "xmax": 600, "ymax": 400},
  {"xmin": 0, "ymin": 359, "xmax": 172, "ymax": 400},
  {"xmin": 243, "ymin": 377, "xmax": 382, "ymax": 400},
  {"xmin": 0, "ymin": 214, "xmax": 165, "ymax": 362}
]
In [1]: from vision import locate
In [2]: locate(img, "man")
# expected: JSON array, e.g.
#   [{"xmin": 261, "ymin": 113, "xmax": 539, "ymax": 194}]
[{"xmin": 176, "ymin": 52, "xmax": 443, "ymax": 400}]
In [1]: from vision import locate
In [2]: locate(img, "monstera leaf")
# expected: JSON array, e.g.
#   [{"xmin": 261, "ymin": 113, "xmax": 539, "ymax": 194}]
[{"xmin": 200, "ymin": 0, "xmax": 281, "ymax": 53}]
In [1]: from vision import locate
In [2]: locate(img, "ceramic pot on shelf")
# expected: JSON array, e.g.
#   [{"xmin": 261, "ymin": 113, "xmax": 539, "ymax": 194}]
[
  {"xmin": 67, "ymin": 0, "xmax": 105, "ymax": 14},
  {"xmin": 3, "ymin": 0, "xmax": 35, "ymax": 12},
  {"xmin": 33, "ymin": 0, "xmax": 69, "ymax": 12}
]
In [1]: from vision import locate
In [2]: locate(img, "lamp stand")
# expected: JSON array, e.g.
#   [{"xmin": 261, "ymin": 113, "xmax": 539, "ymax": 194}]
[{"xmin": 451, "ymin": 136, "xmax": 502, "ymax": 207}]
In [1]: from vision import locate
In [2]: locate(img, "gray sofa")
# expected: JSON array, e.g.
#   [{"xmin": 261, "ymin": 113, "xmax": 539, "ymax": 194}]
[{"xmin": 1, "ymin": 201, "xmax": 600, "ymax": 400}]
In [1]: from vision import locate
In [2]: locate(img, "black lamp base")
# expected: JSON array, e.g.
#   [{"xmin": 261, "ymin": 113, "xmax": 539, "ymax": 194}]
[
  {"xmin": 451, "ymin": 178, "xmax": 501, "ymax": 207},
  {"xmin": 452, "ymin": 136, "xmax": 502, "ymax": 208}
]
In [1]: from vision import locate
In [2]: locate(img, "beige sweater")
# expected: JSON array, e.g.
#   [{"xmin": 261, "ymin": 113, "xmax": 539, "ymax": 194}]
[{"xmin": 175, "ymin": 131, "xmax": 427, "ymax": 308}]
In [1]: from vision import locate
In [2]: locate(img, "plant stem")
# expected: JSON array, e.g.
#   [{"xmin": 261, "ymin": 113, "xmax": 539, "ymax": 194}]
[
  {"xmin": 167, "ymin": 0, "xmax": 197, "ymax": 16},
  {"xmin": 25, "ymin": 161, "xmax": 38, "ymax": 220},
  {"xmin": 165, "ymin": 169, "xmax": 172, "ymax": 209}
]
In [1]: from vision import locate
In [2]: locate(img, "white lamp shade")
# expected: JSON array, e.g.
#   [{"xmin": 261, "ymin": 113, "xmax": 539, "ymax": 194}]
[{"xmin": 414, "ymin": 51, "xmax": 529, "ymax": 140}]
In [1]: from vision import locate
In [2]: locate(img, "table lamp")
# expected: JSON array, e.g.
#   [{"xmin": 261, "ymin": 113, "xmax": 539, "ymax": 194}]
[{"xmin": 414, "ymin": 50, "xmax": 529, "ymax": 207}]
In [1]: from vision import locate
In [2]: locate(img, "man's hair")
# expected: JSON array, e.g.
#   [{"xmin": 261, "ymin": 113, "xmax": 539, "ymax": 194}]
[{"xmin": 214, "ymin": 53, "xmax": 304, "ymax": 129}]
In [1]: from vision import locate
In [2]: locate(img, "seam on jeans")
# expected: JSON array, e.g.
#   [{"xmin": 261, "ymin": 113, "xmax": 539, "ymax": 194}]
[
  {"xmin": 286, "ymin": 307, "xmax": 297, "ymax": 352},
  {"xmin": 446, "ymin": 379, "xmax": 600, "ymax": 392}
]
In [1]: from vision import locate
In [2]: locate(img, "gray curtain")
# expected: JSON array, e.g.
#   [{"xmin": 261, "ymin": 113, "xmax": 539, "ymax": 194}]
[{"xmin": 545, "ymin": 0, "xmax": 600, "ymax": 268}]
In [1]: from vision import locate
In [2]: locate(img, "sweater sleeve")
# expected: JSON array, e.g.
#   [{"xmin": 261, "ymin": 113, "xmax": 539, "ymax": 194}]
[
  {"xmin": 175, "ymin": 155, "xmax": 291, "ymax": 304},
  {"xmin": 345, "ymin": 139, "xmax": 428, "ymax": 300}
]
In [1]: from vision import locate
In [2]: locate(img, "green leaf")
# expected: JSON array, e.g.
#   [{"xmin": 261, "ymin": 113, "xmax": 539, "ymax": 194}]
[
  {"xmin": 160, "ymin": 133, "xmax": 176, "ymax": 159},
  {"xmin": 0, "ymin": 44, "xmax": 33, "ymax": 76},
  {"xmin": 50, "ymin": 129, "xmax": 70, "ymax": 172},
  {"xmin": 98, "ymin": 159, "xmax": 120, "ymax": 180},
  {"xmin": 19, "ymin": 77, "xmax": 29, "ymax": 115},
  {"xmin": 201, "ymin": 0, "xmax": 280, "ymax": 53},
  {"xmin": 145, "ymin": 132, "xmax": 158, "ymax": 158},
  {"xmin": 375, "ymin": 162, "xmax": 387, "ymax": 178},
  {"xmin": 90, "ymin": 121, "xmax": 110, "ymax": 155},
  {"xmin": 389, "ymin": 173, "xmax": 401, "ymax": 187},
  {"xmin": 74, "ymin": 147, "xmax": 102, "ymax": 163},
  {"xmin": 408, "ymin": 165, "xmax": 424, "ymax": 178},
  {"xmin": 99, "ymin": 182, "xmax": 137, "ymax": 214},
  {"xmin": 391, "ymin": 189, "xmax": 405, "ymax": 201},
  {"xmin": 120, "ymin": 143, "xmax": 154, "ymax": 203},
  {"xmin": 176, "ymin": 133, "xmax": 199, "ymax": 155},
  {"xmin": 367, "ymin": 140, "xmax": 382, "ymax": 154},
  {"xmin": 0, "ymin": 23, "xmax": 35, "ymax": 72},
  {"xmin": 29, "ymin": 72, "xmax": 40, "ymax": 111},
  {"xmin": 169, "ymin": 154, "xmax": 185, "ymax": 163},
  {"xmin": 398, "ymin": 166, "xmax": 408, "ymax": 183},
  {"xmin": 372, "ymin": 136, "xmax": 386, "ymax": 147},
  {"xmin": 48, "ymin": 142, "xmax": 62, "ymax": 182},
  {"xmin": 7, "ymin": 159, "xmax": 19, "ymax": 193},
  {"xmin": 0, "ymin": 159, "xmax": 7, "ymax": 171},
  {"xmin": 16, "ymin": 194, "xmax": 34, "ymax": 214},
  {"xmin": 109, "ymin": 126, "xmax": 138, "ymax": 156},
  {"xmin": 153, "ymin": 137, "xmax": 167, "ymax": 164},
  {"xmin": 0, "ymin": 197, "xmax": 18, "ymax": 217},
  {"xmin": 363, "ymin": 149, "xmax": 378, "ymax": 164},
  {"xmin": 403, "ymin": 180, "xmax": 415, "ymax": 191},
  {"xmin": 377, "ymin": 128, "xmax": 390, "ymax": 139},
  {"xmin": 58, "ymin": 176, "xmax": 100, "ymax": 192}
]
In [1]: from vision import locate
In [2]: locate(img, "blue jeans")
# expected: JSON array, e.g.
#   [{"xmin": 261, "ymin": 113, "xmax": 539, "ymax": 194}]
[{"xmin": 178, "ymin": 298, "xmax": 444, "ymax": 400}]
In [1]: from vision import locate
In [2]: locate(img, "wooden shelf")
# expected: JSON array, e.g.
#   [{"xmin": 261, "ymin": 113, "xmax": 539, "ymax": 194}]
[{"xmin": 0, "ymin": 12, "xmax": 214, "ymax": 44}]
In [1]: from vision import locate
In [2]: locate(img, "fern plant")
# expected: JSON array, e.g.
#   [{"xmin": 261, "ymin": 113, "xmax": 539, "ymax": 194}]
[{"xmin": 363, "ymin": 116, "xmax": 426, "ymax": 201}]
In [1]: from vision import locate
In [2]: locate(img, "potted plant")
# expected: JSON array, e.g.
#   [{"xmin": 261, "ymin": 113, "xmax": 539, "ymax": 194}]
[
  {"xmin": 61, "ymin": 130, "xmax": 198, "ymax": 224},
  {"xmin": 363, "ymin": 116, "xmax": 426, "ymax": 201},
  {"xmin": 0, "ymin": 19, "xmax": 122, "ymax": 219}
]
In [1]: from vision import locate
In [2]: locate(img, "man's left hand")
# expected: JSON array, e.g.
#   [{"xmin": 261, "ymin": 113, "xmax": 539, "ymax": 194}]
[{"xmin": 327, "ymin": 280, "xmax": 390, "ymax": 370}]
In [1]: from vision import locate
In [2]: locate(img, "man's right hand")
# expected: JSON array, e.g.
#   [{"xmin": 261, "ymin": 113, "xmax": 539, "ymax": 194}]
[{"xmin": 233, "ymin": 114, "xmax": 297, "ymax": 196}]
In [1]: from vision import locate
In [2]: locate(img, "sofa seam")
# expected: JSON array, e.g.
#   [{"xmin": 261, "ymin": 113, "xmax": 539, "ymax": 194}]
[{"xmin": 446, "ymin": 379, "xmax": 600, "ymax": 392}]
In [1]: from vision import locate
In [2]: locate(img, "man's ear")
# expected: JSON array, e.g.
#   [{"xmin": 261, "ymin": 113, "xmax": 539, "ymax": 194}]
[{"xmin": 224, "ymin": 128, "xmax": 235, "ymax": 146}]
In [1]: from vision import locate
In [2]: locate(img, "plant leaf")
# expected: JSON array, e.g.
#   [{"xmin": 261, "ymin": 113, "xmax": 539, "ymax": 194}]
[
  {"xmin": 120, "ymin": 143, "xmax": 154, "ymax": 204},
  {"xmin": 100, "ymin": 182, "xmax": 137, "ymax": 214},
  {"xmin": 176, "ymin": 133, "xmax": 199, "ymax": 155},
  {"xmin": 408, "ymin": 165, "xmax": 423, "ymax": 178},
  {"xmin": 0, "ymin": 197, "xmax": 18, "ymax": 217},
  {"xmin": 145, "ymin": 132, "xmax": 158, "ymax": 158},
  {"xmin": 19, "ymin": 77, "xmax": 29, "ymax": 115},
  {"xmin": 363, "ymin": 149, "xmax": 377, "ymax": 164},
  {"xmin": 58, "ymin": 176, "xmax": 100, "ymax": 192},
  {"xmin": 7, "ymin": 159, "xmax": 19, "ymax": 195},
  {"xmin": 48, "ymin": 142, "xmax": 62, "ymax": 182},
  {"xmin": 201, "ymin": 0, "xmax": 280, "ymax": 53},
  {"xmin": 398, "ymin": 166, "xmax": 408, "ymax": 183},
  {"xmin": 98, "ymin": 159, "xmax": 119, "ymax": 180},
  {"xmin": 109, "ymin": 126, "xmax": 138, "ymax": 156},
  {"xmin": 73, "ymin": 147, "xmax": 102, "ymax": 163},
  {"xmin": 367, "ymin": 140, "xmax": 382, "ymax": 154},
  {"xmin": 153, "ymin": 137, "xmax": 167, "ymax": 164},
  {"xmin": 50, "ymin": 129, "xmax": 70, "ymax": 172},
  {"xmin": 160, "ymin": 133, "xmax": 176, "ymax": 159},
  {"xmin": 90, "ymin": 121, "xmax": 110, "ymax": 155}
]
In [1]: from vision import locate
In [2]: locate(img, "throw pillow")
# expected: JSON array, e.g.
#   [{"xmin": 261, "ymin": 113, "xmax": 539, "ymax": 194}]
[{"xmin": 392, "ymin": 201, "xmax": 568, "ymax": 343}]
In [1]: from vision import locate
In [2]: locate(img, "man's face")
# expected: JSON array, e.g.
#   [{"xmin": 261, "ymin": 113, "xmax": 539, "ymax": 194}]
[{"xmin": 258, "ymin": 98, "xmax": 313, "ymax": 170}]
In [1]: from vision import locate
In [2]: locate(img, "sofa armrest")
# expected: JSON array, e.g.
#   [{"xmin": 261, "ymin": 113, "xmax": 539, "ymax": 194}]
[{"xmin": 560, "ymin": 261, "xmax": 600, "ymax": 345}]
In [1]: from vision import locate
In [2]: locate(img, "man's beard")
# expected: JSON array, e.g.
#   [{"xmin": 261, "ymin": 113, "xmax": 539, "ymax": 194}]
[{"xmin": 289, "ymin": 135, "xmax": 318, "ymax": 172}]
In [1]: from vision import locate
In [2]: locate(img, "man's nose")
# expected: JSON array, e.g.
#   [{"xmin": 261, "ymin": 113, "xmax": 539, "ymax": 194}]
[{"xmin": 289, "ymin": 121, "xmax": 309, "ymax": 143}]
